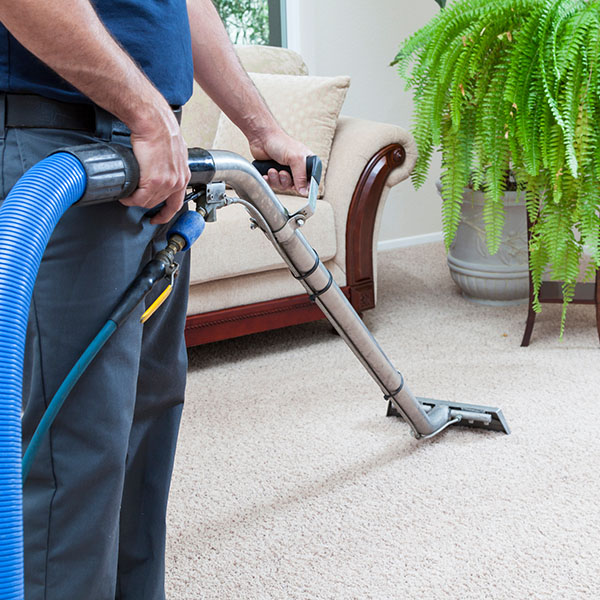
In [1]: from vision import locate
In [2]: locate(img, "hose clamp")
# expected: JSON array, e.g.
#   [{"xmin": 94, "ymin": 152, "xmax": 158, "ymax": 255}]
[
  {"xmin": 292, "ymin": 249, "xmax": 321, "ymax": 281},
  {"xmin": 383, "ymin": 372, "xmax": 405, "ymax": 400},
  {"xmin": 309, "ymin": 271, "xmax": 334, "ymax": 303}
]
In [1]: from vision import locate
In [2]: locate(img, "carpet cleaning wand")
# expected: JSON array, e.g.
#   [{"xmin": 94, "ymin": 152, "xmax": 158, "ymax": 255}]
[
  {"xmin": 204, "ymin": 151, "xmax": 511, "ymax": 438},
  {"xmin": 0, "ymin": 142, "xmax": 509, "ymax": 600}
]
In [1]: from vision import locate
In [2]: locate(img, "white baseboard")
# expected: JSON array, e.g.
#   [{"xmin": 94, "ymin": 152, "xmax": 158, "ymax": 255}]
[
  {"xmin": 377, "ymin": 232, "xmax": 444, "ymax": 252},
  {"xmin": 378, "ymin": 234, "xmax": 596, "ymax": 255}
]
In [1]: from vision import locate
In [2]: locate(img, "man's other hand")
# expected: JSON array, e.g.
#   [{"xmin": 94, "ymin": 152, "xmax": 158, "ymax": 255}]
[{"xmin": 249, "ymin": 130, "xmax": 312, "ymax": 196}]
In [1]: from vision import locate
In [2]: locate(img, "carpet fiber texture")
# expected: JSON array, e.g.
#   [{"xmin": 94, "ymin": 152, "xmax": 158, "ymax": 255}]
[{"xmin": 166, "ymin": 242, "xmax": 600, "ymax": 600}]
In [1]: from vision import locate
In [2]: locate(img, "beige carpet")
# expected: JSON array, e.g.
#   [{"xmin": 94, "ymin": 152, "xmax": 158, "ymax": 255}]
[{"xmin": 166, "ymin": 242, "xmax": 600, "ymax": 600}]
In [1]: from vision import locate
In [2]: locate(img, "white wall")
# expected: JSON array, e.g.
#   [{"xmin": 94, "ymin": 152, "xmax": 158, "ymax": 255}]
[{"xmin": 286, "ymin": 0, "xmax": 443, "ymax": 247}]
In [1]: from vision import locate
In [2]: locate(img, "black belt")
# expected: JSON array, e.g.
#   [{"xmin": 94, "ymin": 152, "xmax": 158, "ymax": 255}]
[{"xmin": 0, "ymin": 92, "xmax": 182, "ymax": 140}]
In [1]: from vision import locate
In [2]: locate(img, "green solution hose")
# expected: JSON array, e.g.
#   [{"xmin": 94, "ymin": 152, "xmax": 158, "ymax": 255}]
[
  {"xmin": 21, "ymin": 210, "xmax": 205, "ymax": 481},
  {"xmin": 20, "ymin": 321, "xmax": 117, "ymax": 482}
]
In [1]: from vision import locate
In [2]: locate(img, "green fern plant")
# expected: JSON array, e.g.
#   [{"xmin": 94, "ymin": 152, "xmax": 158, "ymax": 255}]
[{"xmin": 394, "ymin": 0, "xmax": 600, "ymax": 335}]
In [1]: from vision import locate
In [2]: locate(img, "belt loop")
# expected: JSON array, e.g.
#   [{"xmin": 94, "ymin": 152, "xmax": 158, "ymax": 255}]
[
  {"xmin": 172, "ymin": 106, "xmax": 183, "ymax": 125},
  {"xmin": 93, "ymin": 105, "xmax": 113, "ymax": 141}
]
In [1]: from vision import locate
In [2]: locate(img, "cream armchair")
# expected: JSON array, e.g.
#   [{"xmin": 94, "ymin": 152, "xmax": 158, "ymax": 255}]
[{"xmin": 180, "ymin": 46, "xmax": 417, "ymax": 347}]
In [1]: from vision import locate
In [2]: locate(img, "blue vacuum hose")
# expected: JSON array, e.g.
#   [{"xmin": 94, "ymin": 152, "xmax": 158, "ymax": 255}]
[
  {"xmin": 0, "ymin": 142, "xmax": 207, "ymax": 599},
  {"xmin": 0, "ymin": 153, "xmax": 87, "ymax": 600}
]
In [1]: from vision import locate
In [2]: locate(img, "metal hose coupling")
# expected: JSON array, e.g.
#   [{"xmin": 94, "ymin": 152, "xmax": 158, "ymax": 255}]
[
  {"xmin": 108, "ymin": 211, "xmax": 206, "ymax": 327},
  {"xmin": 51, "ymin": 142, "xmax": 139, "ymax": 205}
]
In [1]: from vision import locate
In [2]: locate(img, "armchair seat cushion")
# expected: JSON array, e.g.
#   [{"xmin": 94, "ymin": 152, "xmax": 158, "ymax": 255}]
[
  {"xmin": 187, "ymin": 259, "xmax": 346, "ymax": 316},
  {"xmin": 189, "ymin": 195, "xmax": 337, "ymax": 285}
]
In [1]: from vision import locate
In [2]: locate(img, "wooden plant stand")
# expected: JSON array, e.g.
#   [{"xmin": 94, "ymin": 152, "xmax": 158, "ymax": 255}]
[{"xmin": 521, "ymin": 212, "xmax": 600, "ymax": 346}]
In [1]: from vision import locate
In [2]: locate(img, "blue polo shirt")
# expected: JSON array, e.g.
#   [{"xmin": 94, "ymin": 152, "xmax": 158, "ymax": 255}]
[{"xmin": 0, "ymin": 0, "xmax": 194, "ymax": 106}]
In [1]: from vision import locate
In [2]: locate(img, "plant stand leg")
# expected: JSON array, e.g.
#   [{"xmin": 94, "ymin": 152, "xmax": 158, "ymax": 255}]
[
  {"xmin": 521, "ymin": 300, "xmax": 536, "ymax": 347},
  {"xmin": 521, "ymin": 210, "xmax": 536, "ymax": 347},
  {"xmin": 521, "ymin": 266, "xmax": 536, "ymax": 347}
]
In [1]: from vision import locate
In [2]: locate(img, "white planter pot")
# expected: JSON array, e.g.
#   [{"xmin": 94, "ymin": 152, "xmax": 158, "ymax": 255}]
[{"xmin": 437, "ymin": 183, "xmax": 529, "ymax": 305}]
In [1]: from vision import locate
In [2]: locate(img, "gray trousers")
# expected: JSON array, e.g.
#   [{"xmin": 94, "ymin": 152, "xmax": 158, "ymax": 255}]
[{"xmin": 1, "ymin": 126, "xmax": 190, "ymax": 600}]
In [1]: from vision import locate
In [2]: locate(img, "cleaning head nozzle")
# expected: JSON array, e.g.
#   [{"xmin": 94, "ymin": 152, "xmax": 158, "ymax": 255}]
[{"xmin": 387, "ymin": 397, "xmax": 511, "ymax": 436}]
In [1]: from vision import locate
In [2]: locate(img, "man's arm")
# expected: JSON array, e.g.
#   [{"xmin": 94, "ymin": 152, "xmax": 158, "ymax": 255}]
[
  {"xmin": 187, "ymin": 0, "xmax": 311, "ymax": 195},
  {"xmin": 0, "ymin": 0, "xmax": 189, "ymax": 224}
]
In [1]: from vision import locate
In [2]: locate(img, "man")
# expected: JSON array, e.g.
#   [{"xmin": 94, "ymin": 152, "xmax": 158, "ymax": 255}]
[{"xmin": 0, "ymin": 1, "xmax": 310, "ymax": 598}]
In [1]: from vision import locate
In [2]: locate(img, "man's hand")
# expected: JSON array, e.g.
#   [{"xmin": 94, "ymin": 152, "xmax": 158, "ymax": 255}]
[
  {"xmin": 249, "ymin": 129, "xmax": 313, "ymax": 196},
  {"xmin": 188, "ymin": 2, "xmax": 312, "ymax": 196},
  {"xmin": 120, "ymin": 107, "xmax": 191, "ymax": 225}
]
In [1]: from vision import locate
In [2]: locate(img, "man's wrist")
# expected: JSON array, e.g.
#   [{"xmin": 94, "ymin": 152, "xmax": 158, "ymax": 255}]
[
  {"xmin": 126, "ymin": 95, "xmax": 179, "ymax": 137},
  {"xmin": 244, "ymin": 116, "xmax": 283, "ymax": 149}
]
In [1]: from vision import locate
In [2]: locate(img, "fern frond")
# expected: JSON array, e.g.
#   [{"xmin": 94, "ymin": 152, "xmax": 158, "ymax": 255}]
[
  {"xmin": 396, "ymin": 0, "xmax": 600, "ymax": 330},
  {"xmin": 439, "ymin": 111, "xmax": 475, "ymax": 248}
]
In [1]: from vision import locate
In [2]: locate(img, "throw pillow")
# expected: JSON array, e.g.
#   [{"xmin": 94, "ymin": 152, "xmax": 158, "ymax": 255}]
[{"xmin": 213, "ymin": 72, "xmax": 351, "ymax": 197}]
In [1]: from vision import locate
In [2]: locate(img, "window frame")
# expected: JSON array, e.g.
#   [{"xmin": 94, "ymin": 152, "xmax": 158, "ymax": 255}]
[{"xmin": 267, "ymin": 0, "xmax": 287, "ymax": 47}]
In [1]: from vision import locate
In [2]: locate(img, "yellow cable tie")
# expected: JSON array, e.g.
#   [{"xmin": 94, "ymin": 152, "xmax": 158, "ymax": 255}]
[{"xmin": 140, "ymin": 284, "xmax": 173, "ymax": 324}]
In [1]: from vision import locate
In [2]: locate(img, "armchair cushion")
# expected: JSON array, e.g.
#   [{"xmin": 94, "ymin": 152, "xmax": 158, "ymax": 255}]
[{"xmin": 213, "ymin": 72, "xmax": 350, "ymax": 197}]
